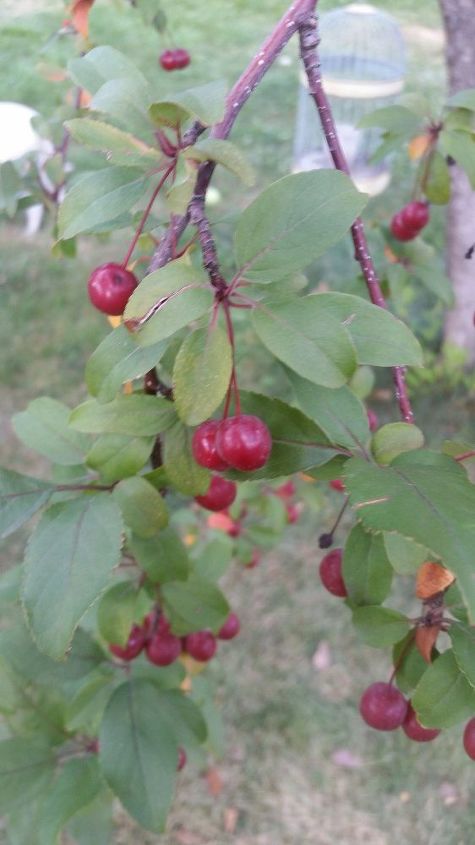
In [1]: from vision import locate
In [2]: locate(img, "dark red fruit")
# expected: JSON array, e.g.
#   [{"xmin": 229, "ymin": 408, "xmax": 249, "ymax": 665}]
[
  {"xmin": 403, "ymin": 703, "xmax": 440, "ymax": 742},
  {"xmin": 184, "ymin": 631, "xmax": 217, "ymax": 662},
  {"xmin": 109, "ymin": 623, "xmax": 146, "ymax": 661},
  {"xmin": 177, "ymin": 747, "xmax": 187, "ymax": 771},
  {"xmin": 329, "ymin": 478, "xmax": 345, "ymax": 493},
  {"xmin": 319, "ymin": 549, "xmax": 347, "ymax": 597},
  {"xmin": 218, "ymin": 612, "xmax": 240, "ymax": 641},
  {"xmin": 390, "ymin": 211, "xmax": 416, "ymax": 242},
  {"xmin": 367, "ymin": 409, "xmax": 379, "ymax": 432},
  {"xmin": 174, "ymin": 48, "xmax": 191, "ymax": 69},
  {"xmin": 403, "ymin": 200, "xmax": 430, "ymax": 230},
  {"xmin": 360, "ymin": 682, "xmax": 408, "ymax": 731},
  {"xmin": 87, "ymin": 263, "xmax": 138, "ymax": 316},
  {"xmin": 159, "ymin": 49, "xmax": 190, "ymax": 71},
  {"xmin": 463, "ymin": 717, "xmax": 475, "ymax": 760},
  {"xmin": 86, "ymin": 738, "xmax": 100, "ymax": 753},
  {"xmin": 192, "ymin": 420, "xmax": 229, "ymax": 470},
  {"xmin": 216, "ymin": 415, "xmax": 272, "ymax": 471},
  {"xmin": 146, "ymin": 631, "xmax": 182, "ymax": 666},
  {"xmin": 195, "ymin": 474, "xmax": 237, "ymax": 512},
  {"xmin": 274, "ymin": 481, "xmax": 296, "ymax": 499}
]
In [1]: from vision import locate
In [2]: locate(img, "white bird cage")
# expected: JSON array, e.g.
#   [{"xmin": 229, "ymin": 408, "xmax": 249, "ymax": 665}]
[{"xmin": 293, "ymin": 3, "xmax": 406, "ymax": 195}]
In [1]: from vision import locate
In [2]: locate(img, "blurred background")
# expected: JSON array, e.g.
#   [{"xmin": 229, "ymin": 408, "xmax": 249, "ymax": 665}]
[{"xmin": 0, "ymin": 2, "xmax": 474, "ymax": 843}]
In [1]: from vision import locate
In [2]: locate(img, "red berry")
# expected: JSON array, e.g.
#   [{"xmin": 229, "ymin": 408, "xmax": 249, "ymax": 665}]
[
  {"xmin": 329, "ymin": 479, "xmax": 345, "ymax": 493},
  {"xmin": 319, "ymin": 548, "xmax": 347, "ymax": 597},
  {"xmin": 360, "ymin": 682, "xmax": 408, "ymax": 731},
  {"xmin": 146, "ymin": 631, "xmax": 182, "ymax": 666},
  {"xmin": 109, "ymin": 623, "xmax": 146, "ymax": 661},
  {"xmin": 463, "ymin": 717, "xmax": 475, "ymax": 760},
  {"xmin": 159, "ymin": 50, "xmax": 177, "ymax": 71},
  {"xmin": 192, "ymin": 420, "xmax": 229, "ymax": 470},
  {"xmin": 195, "ymin": 474, "xmax": 237, "ymax": 512},
  {"xmin": 367, "ymin": 409, "xmax": 379, "ymax": 432},
  {"xmin": 88, "ymin": 263, "xmax": 138, "ymax": 316},
  {"xmin": 403, "ymin": 703, "xmax": 440, "ymax": 742},
  {"xmin": 218, "ymin": 612, "xmax": 240, "ymax": 640},
  {"xmin": 390, "ymin": 211, "xmax": 417, "ymax": 242},
  {"xmin": 87, "ymin": 738, "xmax": 100, "ymax": 753},
  {"xmin": 286, "ymin": 503, "xmax": 301, "ymax": 524},
  {"xmin": 216, "ymin": 415, "xmax": 272, "ymax": 471},
  {"xmin": 402, "ymin": 200, "xmax": 430, "ymax": 231},
  {"xmin": 274, "ymin": 481, "xmax": 296, "ymax": 499},
  {"xmin": 173, "ymin": 48, "xmax": 191, "ymax": 69},
  {"xmin": 177, "ymin": 747, "xmax": 187, "ymax": 771},
  {"xmin": 184, "ymin": 631, "xmax": 217, "ymax": 662}
]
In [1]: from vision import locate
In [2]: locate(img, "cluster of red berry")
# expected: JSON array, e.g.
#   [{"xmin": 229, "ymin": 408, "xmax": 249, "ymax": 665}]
[
  {"xmin": 159, "ymin": 48, "xmax": 191, "ymax": 71},
  {"xmin": 192, "ymin": 416, "xmax": 272, "ymax": 511},
  {"xmin": 390, "ymin": 201, "xmax": 430, "ymax": 242}
]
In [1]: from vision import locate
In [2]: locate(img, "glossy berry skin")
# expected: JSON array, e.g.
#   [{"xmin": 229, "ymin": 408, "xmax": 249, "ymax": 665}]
[
  {"xmin": 146, "ymin": 631, "xmax": 182, "ymax": 666},
  {"xmin": 173, "ymin": 48, "xmax": 191, "ymax": 69},
  {"xmin": 329, "ymin": 478, "xmax": 345, "ymax": 493},
  {"xmin": 195, "ymin": 474, "xmax": 237, "ymax": 512},
  {"xmin": 360, "ymin": 682, "xmax": 408, "ymax": 731},
  {"xmin": 367, "ymin": 409, "xmax": 379, "ymax": 432},
  {"xmin": 390, "ymin": 211, "xmax": 417, "ymax": 242},
  {"xmin": 319, "ymin": 549, "xmax": 347, "ymax": 598},
  {"xmin": 403, "ymin": 703, "xmax": 440, "ymax": 742},
  {"xmin": 159, "ymin": 49, "xmax": 190, "ymax": 71},
  {"xmin": 192, "ymin": 420, "xmax": 229, "ymax": 470},
  {"xmin": 216, "ymin": 415, "xmax": 272, "ymax": 471},
  {"xmin": 218, "ymin": 612, "xmax": 241, "ymax": 641},
  {"xmin": 403, "ymin": 200, "xmax": 430, "ymax": 230},
  {"xmin": 87, "ymin": 263, "xmax": 138, "ymax": 316},
  {"xmin": 177, "ymin": 748, "xmax": 187, "ymax": 771},
  {"xmin": 463, "ymin": 717, "xmax": 475, "ymax": 760},
  {"xmin": 184, "ymin": 631, "xmax": 217, "ymax": 662},
  {"xmin": 109, "ymin": 623, "xmax": 146, "ymax": 661}
]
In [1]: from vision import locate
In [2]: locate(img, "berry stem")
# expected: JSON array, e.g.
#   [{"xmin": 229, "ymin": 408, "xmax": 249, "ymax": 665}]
[
  {"xmin": 122, "ymin": 162, "xmax": 175, "ymax": 269},
  {"xmin": 298, "ymin": 18, "xmax": 415, "ymax": 425},
  {"xmin": 222, "ymin": 301, "xmax": 241, "ymax": 416},
  {"xmin": 328, "ymin": 495, "xmax": 349, "ymax": 539},
  {"xmin": 454, "ymin": 449, "xmax": 475, "ymax": 462}
]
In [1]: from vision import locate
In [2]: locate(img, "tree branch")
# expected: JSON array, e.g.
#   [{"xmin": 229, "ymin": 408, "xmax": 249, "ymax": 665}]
[{"xmin": 299, "ymin": 17, "xmax": 415, "ymax": 424}]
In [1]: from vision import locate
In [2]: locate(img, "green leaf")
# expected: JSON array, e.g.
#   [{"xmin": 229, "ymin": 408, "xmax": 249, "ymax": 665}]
[
  {"xmin": 234, "ymin": 170, "xmax": 367, "ymax": 282},
  {"xmin": 371, "ymin": 422, "xmax": 424, "ymax": 464},
  {"xmin": 252, "ymin": 297, "xmax": 356, "ymax": 387},
  {"xmin": 424, "ymin": 150, "xmax": 451, "ymax": 205},
  {"xmin": 290, "ymin": 372, "xmax": 370, "ymax": 450},
  {"xmin": 123, "ymin": 258, "xmax": 206, "ymax": 321},
  {"xmin": 12, "ymin": 398, "xmax": 90, "ymax": 466},
  {"xmin": 65, "ymin": 119, "xmax": 161, "ymax": 168},
  {"xmin": 412, "ymin": 650, "xmax": 475, "ymax": 728},
  {"xmin": 0, "ymin": 624, "xmax": 103, "ymax": 687},
  {"xmin": 358, "ymin": 105, "xmax": 422, "ymax": 135},
  {"xmin": 352, "ymin": 606, "xmax": 410, "ymax": 647},
  {"xmin": 162, "ymin": 574, "xmax": 229, "ymax": 635},
  {"xmin": 344, "ymin": 451, "xmax": 475, "ymax": 622},
  {"xmin": 0, "ymin": 565, "xmax": 21, "ymax": 605},
  {"xmin": 99, "ymin": 680, "xmax": 178, "ymax": 832},
  {"xmin": 70, "ymin": 394, "xmax": 176, "ymax": 436},
  {"xmin": 68, "ymin": 46, "xmax": 148, "ymax": 95},
  {"xmin": 411, "ymin": 264, "xmax": 454, "ymax": 306},
  {"xmin": 113, "ymin": 476, "xmax": 168, "ymax": 538},
  {"xmin": 309, "ymin": 293, "xmax": 423, "ymax": 367},
  {"xmin": 66, "ymin": 792, "xmax": 113, "ymax": 845},
  {"xmin": 440, "ymin": 129, "xmax": 475, "ymax": 188},
  {"xmin": 450, "ymin": 623, "xmax": 475, "ymax": 687},
  {"xmin": 38, "ymin": 757, "xmax": 102, "ymax": 845},
  {"xmin": 343, "ymin": 524, "xmax": 393, "ymax": 605},
  {"xmin": 393, "ymin": 634, "xmax": 431, "ymax": 694},
  {"xmin": 162, "ymin": 419, "xmax": 210, "ymax": 495},
  {"xmin": 149, "ymin": 80, "xmax": 227, "ymax": 127},
  {"xmin": 183, "ymin": 139, "xmax": 255, "ymax": 186},
  {"xmin": 22, "ymin": 494, "xmax": 124, "ymax": 659},
  {"xmin": 86, "ymin": 326, "xmax": 167, "ymax": 403},
  {"xmin": 97, "ymin": 581, "xmax": 150, "ymax": 646},
  {"xmin": 86, "ymin": 434, "xmax": 154, "ymax": 483},
  {"xmin": 173, "ymin": 326, "xmax": 232, "ymax": 425},
  {"xmin": 125, "ymin": 286, "xmax": 213, "ymax": 348},
  {"xmin": 383, "ymin": 532, "xmax": 428, "ymax": 575},
  {"xmin": 192, "ymin": 536, "xmax": 234, "ymax": 581},
  {"xmin": 349, "ymin": 365, "xmax": 375, "ymax": 400},
  {"xmin": 0, "ymin": 161, "xmax": 21, "ymax": 216},
  {"xmin": 128, "ymin": 526, "xmax": 190, "ymax": 583},
  {"xmin": 65, "ymin": 673, "xmax": 116, "ymax": 733},
  {"xmin": 448, "ymin": 88, "xmax": 475, "ymax": 111},
  {"xmin": 0, "ymin": 468, "xmax": 53, "ymax": 539},
  {"xmin": 0, "ymin": 737, "xmax": 54, "ymax": 815},
  {"xmin": 58, "ymin": 167, "xmax": 146, "ymax": 239},
  {"xmin": 227, "ymin": 392, "xmax": 340, "ymax": 480}
]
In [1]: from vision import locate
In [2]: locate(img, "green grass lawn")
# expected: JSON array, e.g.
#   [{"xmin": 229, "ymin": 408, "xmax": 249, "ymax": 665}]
[{"xmin": 2, "ymin": 2, "xmax": 475, "ymax": 844}]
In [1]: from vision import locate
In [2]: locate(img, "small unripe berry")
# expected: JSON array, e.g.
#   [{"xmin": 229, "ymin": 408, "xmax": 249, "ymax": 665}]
[
  {"xmin": 87, "ymin": 263, "xmax": 138, "ymax": 315},
  {"xmin": 329, "ymin": 478, "xmax": 345, "ymax": 493},
  {"xmin": 463, "ymin": 717, "xmax": 475, "ymax": 760},
  {"xmin": 184, "ymin": 631, "xmax": 217, "ymax": 662},
  {"xmin": 318, "ymin": 532, "xmax": 333, "ymax": 549},
  {"xmin": 216, "ymin": 415, "xmax": 272, "ymax": 471},
  {"xmin": 360, "ymin": 682, "xmax": 407, "ymax": 731},
  {"xmin": 319, "ymin": 548, "xmax": 347, "ymax": 597},
  {"xmin": 195, "ymin": 474, "xmax": 237, "ymax": 512}
]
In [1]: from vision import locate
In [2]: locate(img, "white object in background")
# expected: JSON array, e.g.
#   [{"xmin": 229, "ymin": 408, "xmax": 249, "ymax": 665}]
[{"xmin": 0, "ymin": 101, "xmax": 53, "ymax": 234}]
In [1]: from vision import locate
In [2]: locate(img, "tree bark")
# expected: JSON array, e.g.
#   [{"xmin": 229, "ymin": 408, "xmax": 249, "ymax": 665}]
[{"xmin": 439, "ymin": 0, "xmax": 475, "ymax": 361}]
